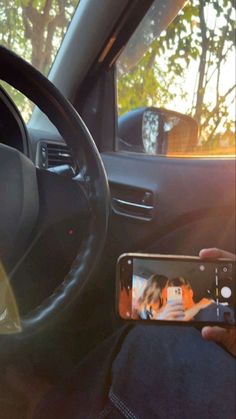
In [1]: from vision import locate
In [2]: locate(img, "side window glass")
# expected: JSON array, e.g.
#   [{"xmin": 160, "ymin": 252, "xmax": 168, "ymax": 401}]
[{"xmin": 116, "ymin": 0, "xmax": 235, "ymax": 157}]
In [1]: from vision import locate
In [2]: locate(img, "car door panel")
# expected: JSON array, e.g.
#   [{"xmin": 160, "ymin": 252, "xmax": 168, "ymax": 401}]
[{"xmin": 102, "ymin": 152, "xmax": 235, "ymax": 255}]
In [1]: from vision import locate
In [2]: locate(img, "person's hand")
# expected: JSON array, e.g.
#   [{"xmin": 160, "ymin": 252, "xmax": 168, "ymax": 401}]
[
  {"xmin": 199, "ymin": 248, "xmax": 236, "ymax": 357},
  {"xmin": 157, "ymin": 302, "xmax": 185, "ymax": 320}
]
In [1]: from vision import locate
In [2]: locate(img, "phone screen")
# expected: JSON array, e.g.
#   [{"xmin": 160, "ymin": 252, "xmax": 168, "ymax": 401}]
[{"xmin": 117, "ymin": 255, "xmax": 236, "ymax": 326}]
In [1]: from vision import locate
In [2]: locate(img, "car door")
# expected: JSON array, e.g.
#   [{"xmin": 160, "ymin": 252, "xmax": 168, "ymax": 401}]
[{"xmin": 102, "ymin": 150, "xmax": 235, "ymax": 256}]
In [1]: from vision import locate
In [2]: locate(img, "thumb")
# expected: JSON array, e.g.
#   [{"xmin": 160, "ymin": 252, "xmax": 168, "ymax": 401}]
[
  {"xmin": 202, "ymin": 326, "xmax": 227, "ymax": 343},
  {"xmin": 202, "ymin": 326, "xmax": 236, "ymax": 356}
]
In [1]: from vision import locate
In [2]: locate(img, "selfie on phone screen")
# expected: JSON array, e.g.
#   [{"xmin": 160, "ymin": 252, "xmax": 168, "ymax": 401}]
[{"xmin": 118, "ymin": 256, "xmax": 235, "ymax": 326}]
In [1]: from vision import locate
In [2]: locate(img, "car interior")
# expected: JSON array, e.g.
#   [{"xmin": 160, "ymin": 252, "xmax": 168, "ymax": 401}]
[{"xmin": 0, "ymin": 0, "xmax": 235, "ymax": 417}]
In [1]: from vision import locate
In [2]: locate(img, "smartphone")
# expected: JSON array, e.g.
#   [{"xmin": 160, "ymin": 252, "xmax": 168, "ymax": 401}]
[
  {"xmin": 116, "ymin": 253, "xmax": 236, "ymax": 326},
  {"xmin": 167, "ymin": 286, "xmax": 182, "ymax": 304}
]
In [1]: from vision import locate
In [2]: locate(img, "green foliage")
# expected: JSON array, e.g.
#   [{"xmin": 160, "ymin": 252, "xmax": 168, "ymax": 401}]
[
  {"xmin": 117, "ymin": 0, "xmax": 235, "ymax": 154},
  {"xmin": 0, "ymin": 0, "xmax": 78, "ymax": 121}
]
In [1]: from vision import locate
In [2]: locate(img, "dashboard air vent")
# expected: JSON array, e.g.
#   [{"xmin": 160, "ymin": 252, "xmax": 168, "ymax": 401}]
[{"xmin": 38, "ymin": 142, "xmax": 74, "ymax": 169}]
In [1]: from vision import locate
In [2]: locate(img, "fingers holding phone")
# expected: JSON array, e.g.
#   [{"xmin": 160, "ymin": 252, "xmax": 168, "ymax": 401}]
[
  {"xmin": 157, "ymin": 302, "xmax": 185, "ymax": 321},
  {"xmin": 200, "ymin": 248, "xmax": 236, "ymax": 357}
]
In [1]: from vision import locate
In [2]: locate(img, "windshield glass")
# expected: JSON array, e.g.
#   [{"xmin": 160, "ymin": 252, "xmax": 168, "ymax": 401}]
[{"xmin": 0, "ymin": 0, "xmax": 80, "ymax": 122}]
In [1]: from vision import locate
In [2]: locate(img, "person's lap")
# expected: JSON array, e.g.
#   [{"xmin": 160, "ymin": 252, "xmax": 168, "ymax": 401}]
[{"xmin": 34, "ymin": 325, "xmax": 236, "ymax": 419}]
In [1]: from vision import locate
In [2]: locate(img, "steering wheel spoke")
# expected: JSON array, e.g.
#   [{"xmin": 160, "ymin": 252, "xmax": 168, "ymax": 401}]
[{"xmin": 36, "ymin": 169, "xmax": 90, "ymax": 231}]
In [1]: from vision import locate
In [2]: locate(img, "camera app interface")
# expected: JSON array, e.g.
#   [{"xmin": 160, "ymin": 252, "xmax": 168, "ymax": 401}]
[{"xmin": 119, "ymin": 258, "xmax": 235, "ymax": 324}]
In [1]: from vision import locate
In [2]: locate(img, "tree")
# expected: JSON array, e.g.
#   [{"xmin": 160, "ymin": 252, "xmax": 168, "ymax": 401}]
[
  {"xmin": 193, "ymin": 0, "xmax": 235, "ymax": 146},
  {"xmin": 0, "ymin": 0, "xmax": 78, "ymax": 120}
]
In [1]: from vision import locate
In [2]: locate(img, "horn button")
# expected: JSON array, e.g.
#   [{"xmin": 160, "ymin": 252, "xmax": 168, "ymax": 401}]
[{"xmin": 0, "ymin": 144, "xmax": 39, "ymax": 265}]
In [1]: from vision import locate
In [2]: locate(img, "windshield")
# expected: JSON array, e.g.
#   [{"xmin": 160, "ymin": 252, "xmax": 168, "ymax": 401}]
[{"xmin": 0, "ymin": 0, "xmax": 80, "ymax": 122}]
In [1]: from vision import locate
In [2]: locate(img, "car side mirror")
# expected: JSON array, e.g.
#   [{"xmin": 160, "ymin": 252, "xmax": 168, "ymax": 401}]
[{"xmin": 118, "ymin": 107, "xmax": 199, "ymax": 156}]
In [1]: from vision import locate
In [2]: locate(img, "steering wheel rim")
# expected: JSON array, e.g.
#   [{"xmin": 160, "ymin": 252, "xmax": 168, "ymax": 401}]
[{"xmin": 0, "ymin": 46, "xmax": 110, "ymax": 336}]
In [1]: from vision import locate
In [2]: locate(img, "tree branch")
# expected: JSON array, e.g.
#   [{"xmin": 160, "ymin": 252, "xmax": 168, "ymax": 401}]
[
  {"xmin": 201, "ymin": 83, "xmax": 236, "ymax": 133},
  {"xmin": 205, "ymin": 43, "xmax": 234, "ymax": 85}
]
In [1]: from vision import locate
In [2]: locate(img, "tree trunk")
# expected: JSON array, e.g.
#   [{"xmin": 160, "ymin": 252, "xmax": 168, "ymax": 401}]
[
  {"xmin": 21, "ymin": 0, "xmax": 67, "ymax": 73},
  {"xmin": 194, "ymin": 0, "xmax": 208, "ymax": 126}
]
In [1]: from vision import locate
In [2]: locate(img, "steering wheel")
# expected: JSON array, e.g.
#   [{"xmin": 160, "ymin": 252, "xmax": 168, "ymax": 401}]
[{"xmin": 0, "ymin": 46, "xmax": 110, "ymax": 337}]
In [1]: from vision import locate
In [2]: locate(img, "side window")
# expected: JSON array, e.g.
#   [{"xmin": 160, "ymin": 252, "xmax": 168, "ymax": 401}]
[{"xmin": 116, "ymin": 0, "xmax": 235, "ymax": 157}]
